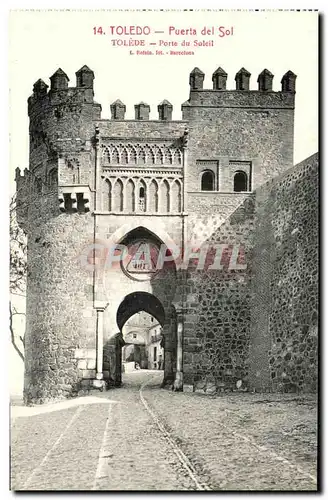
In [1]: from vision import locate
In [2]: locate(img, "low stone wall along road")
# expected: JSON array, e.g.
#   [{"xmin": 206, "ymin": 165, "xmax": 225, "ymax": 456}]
[{"xmin": 11, "ymin": 370, "xmax": 318, "ymax": 491}]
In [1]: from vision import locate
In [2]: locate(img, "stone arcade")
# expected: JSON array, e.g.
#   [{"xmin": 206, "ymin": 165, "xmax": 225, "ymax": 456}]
[{"xmin": 15, "ymin": 65, "xmax": 318, "ymax": 404}]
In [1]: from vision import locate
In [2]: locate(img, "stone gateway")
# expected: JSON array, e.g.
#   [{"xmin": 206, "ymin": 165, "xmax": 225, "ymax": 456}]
[{"xmin": 15, "ymin": 65, "xmax": 318, "ymax": 404}]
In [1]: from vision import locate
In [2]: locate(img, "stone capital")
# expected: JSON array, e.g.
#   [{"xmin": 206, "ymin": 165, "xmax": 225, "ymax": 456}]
[
  {"xmin": 173, "ymin": 304, "xmax": 188, "ymax": 319},
  {"xmin": 94, "ymin": 301, "xmax": 109, "ymax": 311}
]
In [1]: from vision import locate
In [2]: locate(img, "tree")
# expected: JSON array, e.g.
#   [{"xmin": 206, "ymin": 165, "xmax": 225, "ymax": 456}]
[{"xmin": 10, "ymin": 193, "xmax": 27, "ymax": 361}]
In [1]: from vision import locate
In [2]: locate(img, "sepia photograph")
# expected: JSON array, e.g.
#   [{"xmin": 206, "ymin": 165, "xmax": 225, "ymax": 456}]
[{"xmin": 9, "ymin": 8, "xmax": 319, "ymax": 491}]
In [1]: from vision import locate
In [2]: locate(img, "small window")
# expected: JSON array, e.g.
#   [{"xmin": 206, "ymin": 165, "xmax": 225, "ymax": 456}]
[
  {"xmin": 139, "ymin": 185, "xmax": 146, "ymax": 212},
  {"xmin": 35, "ymin": 177, "xmax": 42, "ymax": 194},
  {"xmin": 233, "ymin": 171, "xmax": 248, "ymax": 192},
  {"xmin": 48, "ymin": 169, "xmax": 57, "ymax": 187},
  {"xmin": 133, "ymin": 333, "xmax": 137, "ymax": 339},
  {"xmin": 201, "ymin": 170, "xmax": 215, "ymax": 191},
  {"xmin": 154, "ymin": 346, "xmax": 157, "ymax": 362},
  {"xmin": 77, "ymin": 193, "xmax": 85, "ymax": 212}
]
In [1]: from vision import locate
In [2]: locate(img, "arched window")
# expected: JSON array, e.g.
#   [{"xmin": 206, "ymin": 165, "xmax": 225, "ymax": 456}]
[
  {"xmin": 126, "ymin": 180, "xmax": 135, "ymax": 213},
  {"xmin": 102, "ymin": 179, "xmax": 112, "ymax": 211},
  {"xmin": 171, "ymin": 180, "xmax": 181, "ymax": 212},
  {"xmin": 160, "ymin": 180, "xmax": 170, "ymax": 212},
  {"xmin": 113, "ymin": 179, "xmax": 123, "ymax": 212},
  {"xmin": 233, "ymin": 171, "xmax": 248, "ymax": 192},
  {"xmin": 139, "ymin": 183, "xmax": 146, "ymax": 212},
  {"xmin": 148, "ymin": 180, "xmax": 158, "ymax": 213},
  {"xmin": 201, "ymin": 170, "xmax": 215, "ymax": 191}
]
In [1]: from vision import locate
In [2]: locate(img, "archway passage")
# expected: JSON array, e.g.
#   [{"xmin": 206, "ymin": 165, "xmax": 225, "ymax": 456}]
[
  {"xmin": 115, "ymin": 292, "xmax": 166, "ymax": 385},
  {"xmin": 121, "ymin": 312, "xmax": 164, "ymax": 371},
  {"xmin": 117, "ymin": 291, "xmax": 165, "ymax": 331},
  {"xmin": 104, "ymin": 225, "xmax": 178, "ymax": 389}
]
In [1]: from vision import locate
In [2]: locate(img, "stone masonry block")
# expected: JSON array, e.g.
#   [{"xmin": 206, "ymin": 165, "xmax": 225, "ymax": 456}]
[
  {"xmin": 75, "ymin": 348, "xmax": 96, "ymax": 359},
  {"xmin": 77, "ymin": 359, "xmax": 87, "ymax": 370},
  {"xmin": 82, "ymin": 369, "xmax": 96, "ymax": 379},
  {"xmin": 87, "ymin": 358, "xmax": 96, "ymax": 370}
]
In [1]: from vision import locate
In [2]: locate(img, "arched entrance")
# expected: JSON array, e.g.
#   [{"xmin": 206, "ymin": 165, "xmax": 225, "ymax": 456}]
[
  {"xmin": 117, "ymin": 292, "xmax": 166, "ymax": 379},
  {"xmin": 100, "ymin": 225, "xmax": 180, "ymax": 388},
  {"xmin": 117, "ymin": 292, "xmax": 165, "ymax": 330}
]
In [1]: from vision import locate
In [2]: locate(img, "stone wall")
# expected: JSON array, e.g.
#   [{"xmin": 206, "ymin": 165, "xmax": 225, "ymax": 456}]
[
  {"xmin": 97, "ymin": 120, "xmax": 187, "ymax": 139},
  {"xmin": 249, "ymin": 153, "xmax": 319, "ymax": 392},
  {"xmin": 94, "ymin": 215, "xmax": 181, "ymax": 385},
  {"xmin": 23, "ymin": 192, "xmax": 96, "ymax": 404},
  {"xmin": 18, "ymin": 66, "xmax": 317, "ymax": 404},
  {"xmin": 187, "ymin": 192, "xmax": 251, "ymax": 243},
  {"xmin": 183, "ymin": 89, "xmax": 295, "ymax": 194},
  {"xmin": 21, "ymin": 78, "xmax": 101, "ymax": 404},
  {"xmin": 182, "ymin": 153, "xmax": 318, "ymax": 394},
  {"xmin": 183, "ymin": 196, "xmax": 255, "ymax": 393}
]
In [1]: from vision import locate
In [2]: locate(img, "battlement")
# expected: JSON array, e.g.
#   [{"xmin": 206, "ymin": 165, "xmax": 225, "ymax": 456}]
[
  {"xmin": 184, "ymin": 67, "xmax": 296, "ymax": 110},
  {"xmin": 28, "ymin": 66, "xmax": 100, "ymax": 118},
  {"xmin": 22, "ymin": 63, "xmax": 296, "ymax": 224},
  {"xmin": 189, "ymin": 66, "xmax": 296, "ymax": 92},
  {"xmin": 28, "ymin": 65, "xmax": 297, "ymax": 122}
]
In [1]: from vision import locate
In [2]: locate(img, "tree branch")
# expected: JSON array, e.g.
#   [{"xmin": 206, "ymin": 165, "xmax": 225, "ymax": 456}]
[{"xmin": 9, "ymin": 302, "xmax": 24, "ymax": 362}]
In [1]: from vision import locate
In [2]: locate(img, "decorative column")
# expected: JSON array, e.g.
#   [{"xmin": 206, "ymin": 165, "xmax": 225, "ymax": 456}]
[
  {"xmin": 96, "ymin": 307, "xmax": 104, "ymax": 379},
  {"xmin": 145, "ymin": 181, "xmax": 149, "ymax": 213},
  {"xmin": 161, "ymin": 333, "xmax": 174, "ymax": 387},
  {"xmin": 123, "ymin": 179, "xmax": 127, "ymax": 212},
  {"xmin": 158, "ymin": 183, "xmax": 162, "ymax": 213},
  {"xmin": 95, "ymin": 125, "xmax": 102, "ymax": 211},
  {"xmin": 182, "ymin": 128, "xmax": 189, "ymax": 251},
  {"xmin": 173, "ymin": 306, "xmax": 185, "ymax": 391},
  {"xmin": 93, "ymin": 303, "xmax": 108, "ymax": 389}
]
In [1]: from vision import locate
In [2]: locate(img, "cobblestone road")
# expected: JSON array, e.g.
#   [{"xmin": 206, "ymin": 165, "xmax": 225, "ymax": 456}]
[{"xmin": 11, "ymin": 370, "xmax": 317, "ymax": 491}]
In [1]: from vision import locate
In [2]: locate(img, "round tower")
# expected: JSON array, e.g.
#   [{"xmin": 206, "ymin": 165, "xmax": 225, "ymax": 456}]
[{"xmin": 17, "ymin": 67, "xmax": 102, "ymax": 404}]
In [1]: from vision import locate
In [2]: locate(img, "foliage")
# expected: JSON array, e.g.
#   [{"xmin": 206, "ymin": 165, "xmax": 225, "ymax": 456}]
[{"xmin": 10, "ymin": 193, "xmax": 26, "ymax": 361}]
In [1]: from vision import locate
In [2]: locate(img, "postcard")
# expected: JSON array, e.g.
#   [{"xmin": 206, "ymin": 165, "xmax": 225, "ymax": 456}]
[{"xmin": 9, "ymin": 9, "xmax": 318, "ymax": 491}]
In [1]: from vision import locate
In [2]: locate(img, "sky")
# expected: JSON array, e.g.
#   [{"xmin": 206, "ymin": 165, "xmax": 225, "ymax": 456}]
[{"xmin": 9, "ymin": 9, "xmax": 318, "ymax": 188}]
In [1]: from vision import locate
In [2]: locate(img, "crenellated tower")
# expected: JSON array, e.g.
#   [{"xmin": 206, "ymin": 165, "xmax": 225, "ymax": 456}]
[
  {"xmin": 182, "ymin": 66, "xmax": 296, "ymax": 197},
  {"xmin": 16, "ymin": 66, "xmax": 102, "ymax": 404},
  {"xmin": 18, "ymin": 65, "xmax": 102, "ymax": 221}
]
